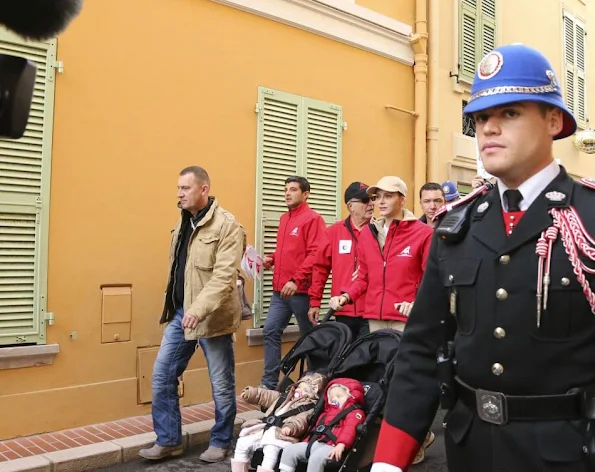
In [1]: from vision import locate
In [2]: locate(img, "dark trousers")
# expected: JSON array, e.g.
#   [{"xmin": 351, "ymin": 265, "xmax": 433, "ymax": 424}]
[
  {"xmin": 445, "ymin": 400, "xmax": 589, "ymax": 472},
  {"xmin": 335, "ymin": 315, "xmax": 368, "ymax": 340}
]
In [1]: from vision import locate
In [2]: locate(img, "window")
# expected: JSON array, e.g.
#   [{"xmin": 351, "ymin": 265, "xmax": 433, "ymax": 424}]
[
  {"xmin": 0, "ymin": 30, "xmax": 56, "ymax": 346},
  {"xmin": 462, "ymin": 100, "xmax": 476, "ymax": 137},
  {"xmin": 254, "ymin": 87, "xmax": 343, "ymax": 326},
  {"xmin": 563, "ymin": 11, "xmax": 587, "ymax": 129},
  {"xmin": 458, "ymin": 0, "xmax": 497, "ymax": 84}
]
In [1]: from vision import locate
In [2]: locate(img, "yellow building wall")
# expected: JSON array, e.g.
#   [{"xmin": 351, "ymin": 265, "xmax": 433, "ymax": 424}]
[
  {"xmin": 0, "ymin": 0, "xmax": 415, "ymax": 439},
  {"xmin": 356, "ymin": 0, "xmax": 415, "ymax": 26},
  {"xmin": 431, "ymin": 0, "xmax": 595, "ymax": 187}
]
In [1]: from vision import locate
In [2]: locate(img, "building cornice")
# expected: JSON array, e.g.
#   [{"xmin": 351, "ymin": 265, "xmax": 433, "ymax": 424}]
[{"xmin": 209, "ymin": 0, "xmax": 414, "ymax": 66}]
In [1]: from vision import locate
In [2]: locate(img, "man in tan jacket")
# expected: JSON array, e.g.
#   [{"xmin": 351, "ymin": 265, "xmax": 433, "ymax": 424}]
[{"xmin": 139, "ymin": 166, "xmax": 243, "ymax": 463}]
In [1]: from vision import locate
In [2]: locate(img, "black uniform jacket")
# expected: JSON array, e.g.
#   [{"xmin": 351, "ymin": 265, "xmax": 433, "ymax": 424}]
[{"xmin": 375, "ymin": 167, "xmax": 595, "ymax": 471}]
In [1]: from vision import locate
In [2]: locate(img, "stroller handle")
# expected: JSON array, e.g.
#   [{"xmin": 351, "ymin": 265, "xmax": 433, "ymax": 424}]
[{"xmin": 321, "ymin": 309, "xmax": 335, "ymax": 323}]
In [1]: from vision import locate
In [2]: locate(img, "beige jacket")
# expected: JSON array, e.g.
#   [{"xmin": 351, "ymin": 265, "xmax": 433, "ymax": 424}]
[
  {"xmin": 160, "ymin": 198, "xmax": 244, "ymax": 340},
  {"xmin": 240, "ymin": 385, "xmax": 317, "ymax": 442}
]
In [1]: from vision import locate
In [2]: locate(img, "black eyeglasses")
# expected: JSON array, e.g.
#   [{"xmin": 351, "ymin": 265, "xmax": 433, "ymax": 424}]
[{"xmin": 348, "ymin": 197, "xmax": 370, "ymax": 204}]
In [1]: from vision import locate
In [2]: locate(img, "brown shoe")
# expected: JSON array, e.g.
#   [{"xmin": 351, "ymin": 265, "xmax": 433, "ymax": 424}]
[
  {"xmin": 138, "ymin": 443, "xmax": 183, "ymax": 460},
  {"xmin": 199, "ymin": 445, "xmax": 230, "ymax": 463},
  {"xmin": 412, "ymin": 430, "xmax": 435, "ymax": 465}
]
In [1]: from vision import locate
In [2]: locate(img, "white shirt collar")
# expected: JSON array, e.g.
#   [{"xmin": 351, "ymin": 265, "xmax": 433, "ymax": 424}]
[{"xmin": 498, "ymin": 160, "xmax": 561, "ymax": 211}]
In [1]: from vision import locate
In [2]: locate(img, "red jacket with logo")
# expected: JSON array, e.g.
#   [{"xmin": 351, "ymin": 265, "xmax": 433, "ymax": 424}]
[
  {"xmin": 309, "ymin": 217, "xmax": 367, "ymax": 317},
  {"xmin": 268, "ymin": 203, "xmax": 327, "ymax": 293},
  {"xmin": 343, "ymin": 213, "xmax": 433, "ymax": 322},
  {"xmin": 306, "ymin": 378, "xmax": 366, "ymax": 449}
]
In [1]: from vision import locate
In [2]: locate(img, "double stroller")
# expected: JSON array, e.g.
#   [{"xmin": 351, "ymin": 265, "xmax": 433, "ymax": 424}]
[{"xmin": 249, "ymin": 316, "xmax": 402, "ymax": 472}]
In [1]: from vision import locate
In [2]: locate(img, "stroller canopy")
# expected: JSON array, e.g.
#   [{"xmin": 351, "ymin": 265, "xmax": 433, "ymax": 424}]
[
  {"xmin": 328, "ymin": 328, "xmax": 402, "ymax": 385},
  {"xmin": 280, "ymin": 322, "xmax": 352, "ymax": 376}
]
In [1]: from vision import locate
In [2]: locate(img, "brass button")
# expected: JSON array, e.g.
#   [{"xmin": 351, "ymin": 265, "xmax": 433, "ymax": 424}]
[
  {"xmin": 499, "ymin": 255, "xmax": 510, "ymax": 265},
  {"xmin": 448, "ymin": 274, "xmax": 454, "ymax": 282},
  {"xmin": 494, "ymin": 327, "xmax": 506, "ymax": 339},
  {"xmin": 491, "ymin": 363, "xmax": 504, "ymax": 376},
  {"xmin": 561, "ymin": 277, "xmax": 570, "ymax": 286},
  {"xmin": 496, "ymin": 288, "xmax": 508, "ymax": 300}
]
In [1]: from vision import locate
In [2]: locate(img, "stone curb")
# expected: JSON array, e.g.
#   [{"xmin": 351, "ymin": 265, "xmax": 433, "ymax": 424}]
[{"xmin": 0, "ymin": 410, "xmax": 264, "ymax": 472}]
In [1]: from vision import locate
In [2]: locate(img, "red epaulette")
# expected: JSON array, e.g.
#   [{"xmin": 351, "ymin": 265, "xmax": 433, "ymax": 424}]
[
  {"xmin": 432, "ymin": 183, "xmax": 493, "ymax": 222},
  {"xmin": 579, "ymin": 177, "xmax": 595, "ymax": 190}
]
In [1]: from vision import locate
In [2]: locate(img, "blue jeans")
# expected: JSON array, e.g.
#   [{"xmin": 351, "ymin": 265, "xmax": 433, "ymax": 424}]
[
  {"xmin": 261, "ymin": 292, "xmax": 312, "ymax": 389},
  {"xmin": 152, "ymin": 308, "xmax": 236, "ymax": 448}
]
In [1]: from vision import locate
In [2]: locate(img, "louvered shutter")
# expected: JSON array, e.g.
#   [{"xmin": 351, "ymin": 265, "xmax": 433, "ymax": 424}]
[
  {"xmin": 303, "ymin": 98, "xmax": 342, "ymax": 317},
  {"xmin": 564, "ymin": 13, "xmax": 576, "ymax": 116},
  {"xmin": 459, "ymin": 0, "xmax": 498, "ymax": 84},
  {"xmin": 0, "ymin": 30, "xmax": 56, "ymax": 345},
  {"xmin": 575, "ymin": 20, "xmax": 587, "ymax": 127},
  {"xmin": 254, "ymin": 89, "xmax": 301, "ymax": 324},
  {"xmin": 563, "ymin": 12, "xmax": 587, "ymax": 128},
  {"xmin": 254, "ymin": 88, "xmax": 342, "ymax": 326},
  {"xmin": 480, "ymin": 0, "xmax": 496, "ymax": 58},
  {"xmin": 459, "ymin": 0, "xmax": 479, "ymax": 83}
]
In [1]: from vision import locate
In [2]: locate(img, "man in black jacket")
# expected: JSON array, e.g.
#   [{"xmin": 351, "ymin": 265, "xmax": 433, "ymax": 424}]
[{"xmin": 372, "ymin": 44, "xmax": 595, "ymax": 472}]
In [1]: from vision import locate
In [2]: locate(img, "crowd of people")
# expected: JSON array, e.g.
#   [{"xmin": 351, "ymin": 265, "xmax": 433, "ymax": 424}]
[{"xmin": 137, "ymin": 43, "xmax": 595, "ymax": 472}]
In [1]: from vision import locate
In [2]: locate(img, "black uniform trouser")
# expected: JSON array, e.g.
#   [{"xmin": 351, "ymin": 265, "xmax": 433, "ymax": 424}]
[{"xmin": 445, "ymin": 400, "xmax": 589, "ymax": 472}]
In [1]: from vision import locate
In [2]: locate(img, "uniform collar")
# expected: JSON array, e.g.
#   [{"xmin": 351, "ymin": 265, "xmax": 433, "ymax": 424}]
[{"xmin": 497, "ymin": 160, "xmax": 560, "ymax": 211}]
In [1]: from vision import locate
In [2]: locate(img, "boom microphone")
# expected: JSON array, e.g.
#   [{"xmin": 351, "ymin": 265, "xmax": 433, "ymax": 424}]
[
  {"xmin": 0, "ymin": 0, "xmax": 83, "ymax": 139},
  {"xmin": 0, "ymin": 0, "xmax": 83, "ymax": 41}
]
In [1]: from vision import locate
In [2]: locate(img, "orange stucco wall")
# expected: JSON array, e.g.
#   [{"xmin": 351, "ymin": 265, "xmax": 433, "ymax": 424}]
[{"xmin": 0, "ymin": 0, "xmax": 415, "ymax": 439}]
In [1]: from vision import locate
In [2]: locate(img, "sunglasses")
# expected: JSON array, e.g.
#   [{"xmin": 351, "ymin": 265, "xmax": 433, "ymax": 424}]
[{"xmin": 348, "ymin": 197, "xmax": 371, "ymax": 204}]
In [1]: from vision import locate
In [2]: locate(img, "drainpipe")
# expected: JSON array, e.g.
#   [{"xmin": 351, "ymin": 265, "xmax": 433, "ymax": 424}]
[
  {"xmin": 410, "ymin": 0, "xmax": 429, "ymax": 215},
  {"xmin": 427, "ymin": 0, "xmax": 439, "ymax": 182}
]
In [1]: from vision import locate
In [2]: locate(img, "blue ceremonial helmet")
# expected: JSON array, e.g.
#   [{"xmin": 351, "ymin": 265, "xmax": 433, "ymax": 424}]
[
  {"xmin": 463, "ymin": 44, "xmax": 577, "ymax": 140},
  {"xmin": 441, "ymin": 180, "xmax": 460, "ymax": 202}
]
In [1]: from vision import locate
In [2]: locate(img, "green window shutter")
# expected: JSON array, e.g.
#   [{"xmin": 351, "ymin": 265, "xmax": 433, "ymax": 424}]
[
  {"xmin": 0, "ymin": 30, "xmax": 56, "ymax": 346},
  {"xmin": 302, "ymin": 98, "xmax": 342, "ymax": 316},
  {"xmin": 458, "ymin": 184, "xmax": 473, "ymax": 197},
  {"xmin": 254, "ymin": 88, "xmax": 301, "ymax": 325},
  {"xmin": 459, "ymin": 0, "xmax": 498, "ymax": 84},
  {"xmin": 459, "ymin": 0, "xmax": 479, "ymax": 83},
  {"xmin": 563, "ymin": 12, "xmax": 576, "ymax": 117},
  {"xmin": 254, "ymin": 88, "xmax": 342, "ymax": 326},
  {"xmin": 480, "ymin": 0, "xmax": 497, "ymax": 58},
  {"xmin": 302, "ymin": 98, "xmax": 342, "ymax": 223}
]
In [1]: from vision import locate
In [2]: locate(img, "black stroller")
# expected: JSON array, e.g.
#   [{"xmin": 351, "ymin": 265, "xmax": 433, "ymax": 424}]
[
  {"xmin": 249, "ymin": 318, "xmax": 353, "ymax": 470},
  {"xmin": 297, "ymin": 328, "xmax": 403, "ymax": 472}
]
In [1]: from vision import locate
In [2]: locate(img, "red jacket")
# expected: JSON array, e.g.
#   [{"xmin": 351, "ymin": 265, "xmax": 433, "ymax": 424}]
[
  {"xmin": 343, "ymin": 213, "xmax": 433, "ymax": 322},
  {"xmin": 308, "ymin": 217, "xmax": 367, "ymax": 317},
  {"xmin": 268, "ymin": 203, "xmax": 327, "ymax": 293},
  {"xmin": 308, "ymin": 378, "xmax": 366, "ymax": 449}
]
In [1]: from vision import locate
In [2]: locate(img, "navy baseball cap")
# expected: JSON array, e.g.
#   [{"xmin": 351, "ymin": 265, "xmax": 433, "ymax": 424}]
[
  {"xmin": 463, "ymin": 44, "xmax": 577, "ymax": 140},
  {"xmin": 344, "ymin": 182, "xmax": 369, "ymax": 203}
]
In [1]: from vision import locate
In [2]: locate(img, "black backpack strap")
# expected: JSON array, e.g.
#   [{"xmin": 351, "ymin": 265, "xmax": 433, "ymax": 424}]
[{"xmin": 305, "ymin": 405, "xmax": 361, "ymax": 458}]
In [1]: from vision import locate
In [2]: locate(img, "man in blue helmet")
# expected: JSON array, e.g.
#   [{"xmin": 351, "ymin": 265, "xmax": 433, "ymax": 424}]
[
  {"xmin": 371, "ymin": 44, "xmax": 595, "ymax": 472},
  {"xmin": 441, "ymin": 180, "xmax": 460, "ymax": 203}
]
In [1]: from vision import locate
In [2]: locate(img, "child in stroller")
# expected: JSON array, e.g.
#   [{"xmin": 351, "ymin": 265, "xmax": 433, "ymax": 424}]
[
  {"xmin": 279, "ymin": 378, "xmax": 366, "ymax": 472},
  {"xmin": 232, "ymin": 372, "xmax": 327, "ymax": 472}
]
